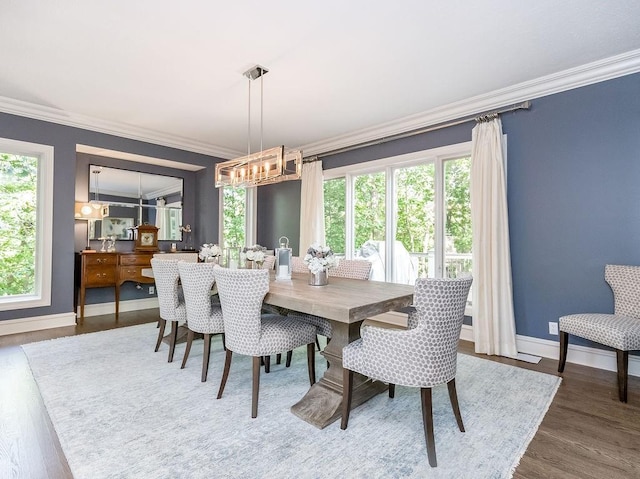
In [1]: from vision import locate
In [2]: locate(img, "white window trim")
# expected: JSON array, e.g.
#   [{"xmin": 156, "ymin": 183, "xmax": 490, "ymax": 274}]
[
  {"xmin": 0, "ymin": 138, "xmax": 53, "ymax": 311},
  {"xmin": 324, "ymin": 141, "xmax": 474, "ymax": 315},
  {"xmin": 218, "ymin": 185, "xmax": 256, "ymax": 247}
]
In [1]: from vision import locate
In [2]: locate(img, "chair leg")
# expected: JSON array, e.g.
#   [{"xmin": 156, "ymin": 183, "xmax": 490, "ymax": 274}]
[
  {"xmin": 216, "ymin": 349, "xmax": 233, "ymax": 399},
  {"xmin": 421, "ymin": 387, "xmax": 437, "ymax": 467},
  {"xmin": 447, "ymin": 378, "xmax": 465, "ymax": 432},
  {"xmin": 558, "ymin": 331, "xmax": 569, "ymax": 373},
  {"xmin": 252, "ymin": 356, "xmax": 261, "ymax": 418},
  {"xmin": 307, "ymin": 342, "xmax": 316, "ymax": 386},
  {"xmin": 341, "ymin": 368, "xmax": 354, "ymax": 430},
  {"xmin": 202, "ymin": 333, "xmax": 212, "ymax": 382},
  {"xmin": 388, "ymin": 383, "xmax": 395, "ymax": 398},
  {"xmin": 616, "ymin": 349, "xmax": 629, "ymax": 403},
  {"xmin": 154, "ymin": 319, "xmax": 166, "ymax": 352},
  {"xmin": 168, "ymin": 321, "xmax": 178, "ymax": 363},
  {"xmin": 276, "ymin": 353, "xmax": 282, "ymax": 364},
  {"xmin": 316, "ymin": 336, "xmax": 321, "ymax": 350},
  {"xmin": 221, "ymin": 333, "xmax": 226, "ymax": 351},
  {"xmin": 180, "ymin": 329, "xmax": 194, "ymax": 369},
  {"xmin": 285, "ymin": 350, "xmax": 293, "ymax": 367},
  {"xmin": 264, "ymin": 355, "xmax": 271, "ymax": 373}
]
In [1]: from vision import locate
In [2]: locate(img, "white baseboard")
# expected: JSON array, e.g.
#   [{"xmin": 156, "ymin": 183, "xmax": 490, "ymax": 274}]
[
  {"xmin": 78, "ymin": 297, "xmax": 159, "ymax": 318},
  {"xmin": 460, "ymin": 324, "xmax": 640, "ymax": 377},
  {"xmin": 0, "ymin": 312, "xmax": 76, "ymax": 336}
]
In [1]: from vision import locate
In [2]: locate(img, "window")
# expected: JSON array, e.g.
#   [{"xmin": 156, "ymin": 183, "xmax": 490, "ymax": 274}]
[
  {"xmin": 0, "ymin": 138, "xmax": 53, "ymax": 311},
  {"xmin": 323, "ymin": 141, "xmax": 472, "ymax": 290},
  {"xmin": 219, "ymin": 185, "xmax": 256, "ymax": 248}
]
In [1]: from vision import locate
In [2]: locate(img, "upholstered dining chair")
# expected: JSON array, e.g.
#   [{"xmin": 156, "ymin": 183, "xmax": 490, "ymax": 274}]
[
  {"xmin": 329, "ymin": 258, "xmax": 373, "ymax": 280},
  {"xmin": 261, "ymin": 254, "xmax": 276, "ymax": 270},
  {"xmin": 288, "ymin": 259, "xmax": 373, "ymax": 351},
  {"xmin": 291, "ymin": 256, "xmax": 308, "ymax": 274},
  {"xmin": 150, "ymin": 258, "xmax": 187, "ymax": 363},
  {"xmin": 340, "ymin": 276, "xmax": 473, "ymax": 468},
  {"xmin": 559, "ymin": 264, "xmax": 640, "ymax": 402},
  {"xmin": 214, "ymin": 267, "xmax": 317, "ymax": 418},
  {"xmin": 177, "ymin": 262, "xmax": 225, "ymax": 382}
]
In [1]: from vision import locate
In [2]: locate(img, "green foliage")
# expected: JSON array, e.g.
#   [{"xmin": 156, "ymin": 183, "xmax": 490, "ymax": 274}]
[
  {"xmin": 354, "ymin": 172, "xmax": 386, "ymax": 249},
  {"xmin": 0, "ymin": 153, "xmax": 38, "ymax": 296},
  {"xmin": 222, "ymin": 186, "xmax": 245, "ymax": 247},
  {"xmin": 322, "ymin": 156, "xmax": 472, "ymax": 259},
  {"xmin": 323, "ymin": 178, "xmax": 345, "ymax": 254}
]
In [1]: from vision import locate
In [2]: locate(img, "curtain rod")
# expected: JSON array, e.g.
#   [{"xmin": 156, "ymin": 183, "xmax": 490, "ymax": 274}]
[{"xmin": 312, "ymin": 100, "xmax": 531, "ymax": 159}]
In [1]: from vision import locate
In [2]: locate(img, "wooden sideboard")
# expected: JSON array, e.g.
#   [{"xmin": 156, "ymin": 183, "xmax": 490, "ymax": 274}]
[{"xmin": 77, "ymin": 251, "xmax": 155, "ymax": 323}]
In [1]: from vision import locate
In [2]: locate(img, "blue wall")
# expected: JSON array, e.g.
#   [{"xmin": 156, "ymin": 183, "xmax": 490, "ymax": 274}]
[
  {"xmin": 0, "ymin": 113, "xmax": 221, "ymax": 321},
  {"xmin": 259, "ymin": 72, "xmax": 640, "ymax": 347}
]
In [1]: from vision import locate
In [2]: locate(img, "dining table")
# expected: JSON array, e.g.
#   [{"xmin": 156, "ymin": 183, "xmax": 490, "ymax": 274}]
[{"xmin": 265, "ymin": 272, "xmax": 414, "ymax": 429}]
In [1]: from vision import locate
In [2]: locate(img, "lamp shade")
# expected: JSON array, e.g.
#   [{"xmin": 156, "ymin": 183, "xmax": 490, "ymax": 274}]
[{"xmin": 74, "ymin": 202, "xmax": 105, "ymax": 220}]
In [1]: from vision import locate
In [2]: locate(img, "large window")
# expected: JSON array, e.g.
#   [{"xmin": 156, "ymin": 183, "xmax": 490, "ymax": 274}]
[
  {"xmin": 0, "ymin": 138, "xmax": 53, "ymax": 311},
  {"xmin": 323, "ymin": 142, "xmax": 472, "ymax": 290},
  {"xmin": 219, "ymin": 185, "xmax": 256, "ymax": 248}
]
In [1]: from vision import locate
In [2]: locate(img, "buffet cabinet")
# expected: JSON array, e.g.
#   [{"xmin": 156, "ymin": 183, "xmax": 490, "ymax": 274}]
[{"xmin": 77, "ymin": 251, "xmax": 155, "ymax": 323}]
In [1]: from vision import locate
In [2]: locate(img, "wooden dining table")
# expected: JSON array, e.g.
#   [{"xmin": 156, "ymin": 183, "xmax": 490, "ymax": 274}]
[{"xmin": 265, "ymin": 272, "xmax": 414, "ymax": 429}]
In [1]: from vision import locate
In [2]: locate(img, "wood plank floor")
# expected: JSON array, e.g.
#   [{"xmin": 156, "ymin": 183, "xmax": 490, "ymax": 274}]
[{"xmin": 1, "ymin": 309, "xmax": 639, "ymax": 478}]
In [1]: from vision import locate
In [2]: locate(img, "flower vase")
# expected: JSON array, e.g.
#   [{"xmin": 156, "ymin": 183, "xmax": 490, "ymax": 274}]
[
  {"xmin": 309, "ymin": 269, "xmax": 328, "ymax": 286},
  {"xmin": 205, "ymin": 256, "xmax": 219, "ymax": 264}
]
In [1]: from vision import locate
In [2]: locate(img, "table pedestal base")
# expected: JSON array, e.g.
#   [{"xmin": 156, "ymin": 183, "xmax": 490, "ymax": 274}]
[{"xmin": 290, "ymin": 320, "xmax": 387, "ymax": 429}]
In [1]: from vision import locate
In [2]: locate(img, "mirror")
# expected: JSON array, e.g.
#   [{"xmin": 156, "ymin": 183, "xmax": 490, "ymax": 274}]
[{"xmin": 88, "ymin": 165, "xmax": 183, "ymax": 241}]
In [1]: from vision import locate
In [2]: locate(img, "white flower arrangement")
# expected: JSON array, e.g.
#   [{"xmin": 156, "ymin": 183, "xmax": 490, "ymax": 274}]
[
  {"xmin": 303, "ymin": 243, "xmax": 338, "ymax": 275},
  {"xmin": 242, "ymin": 244, "xmax": 266, "ymax": 264},
  {"xmin": 199, "ymin": 243, "xmax": 221, "ymax": 261}
]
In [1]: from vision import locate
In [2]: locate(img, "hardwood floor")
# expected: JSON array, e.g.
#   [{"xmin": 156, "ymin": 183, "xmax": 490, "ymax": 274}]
[{"xmin": 1, "ymin": 310, "xmax": 639, "ymax": 478}]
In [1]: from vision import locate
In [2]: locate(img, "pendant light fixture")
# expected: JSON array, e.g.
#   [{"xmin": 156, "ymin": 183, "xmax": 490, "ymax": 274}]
[{"xmin": 215, "ymin": 65, "xmax": 302, "ymax": 188}]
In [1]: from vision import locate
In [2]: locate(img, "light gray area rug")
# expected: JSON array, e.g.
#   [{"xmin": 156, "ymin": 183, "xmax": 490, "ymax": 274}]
[{"xmin": 22, "ymin": 323, "xmax": 561, "ymax": 479}]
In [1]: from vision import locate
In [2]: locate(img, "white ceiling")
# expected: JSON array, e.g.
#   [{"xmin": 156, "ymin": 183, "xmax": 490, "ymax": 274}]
[{"xmin": 1, "ymin": 1, "xmax": 640, "ymax": 161}]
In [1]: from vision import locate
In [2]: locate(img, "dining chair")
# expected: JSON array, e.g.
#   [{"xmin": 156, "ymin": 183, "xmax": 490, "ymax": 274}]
[
  {"xmin": 177, "ymin": 262, "xmax": 225, "ymax": 382},
  {"xmin": 150, "ymin": 258, "xmax": 187, "ymax": 363},
  {"xmin": 291, "ymin": 256, "xmax": 308, "ymax": 274},
  {"xmin": 340, "ymin": 276, "xmax": 473, "ymax": 468},
  {"xmin": 214, "ymin": 267, "xmax": 317, "ymax": 418},
  {"xmin": 329, "ymin": 259, "xmax": 372, "ymax": 280},
  {"xmin": 288, "ymin": 259, "xmax": 373, "ymax": 352},
  {"xmin": 153, "ymin": 252, "xmax": 199, "ymax": 262},
  {"xmin": 559, "ymin": 264, "xmax": 640, "ymax": 402},
  {"xmin": 261, "ymin": 254, "xmax": 276, "ymax": 270}
]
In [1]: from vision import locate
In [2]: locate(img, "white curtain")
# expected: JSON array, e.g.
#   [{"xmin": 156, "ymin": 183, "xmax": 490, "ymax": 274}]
[
  {"xmin": 470, "ymin": 117, "xmax": 518, "ymax": 358},
  {"xmin": 155, "ymin": 197, "xmax": 168, "ymax": 237},
  {"xmin": 299, "ymin": 159, "xmax": 325, "ymax": 253}
]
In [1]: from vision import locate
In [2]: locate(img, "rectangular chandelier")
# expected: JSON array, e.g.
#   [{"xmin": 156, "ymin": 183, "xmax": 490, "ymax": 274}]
[{"xmin": 215, "ymin": 146, "xmax": 302, "ymax": 188}]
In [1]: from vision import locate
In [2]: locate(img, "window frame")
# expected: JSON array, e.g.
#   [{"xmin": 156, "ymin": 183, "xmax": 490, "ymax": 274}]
[
  {"xmin": 324, "ymin": 141, "xmax": 472, "ymax": 276},
  {"xmin": 0, "ymin": 138, "xmax": 54, "ymax": 311},
  {"xmin": 218, "ymin": 185, "xmax": 256, "ymax": 248}
]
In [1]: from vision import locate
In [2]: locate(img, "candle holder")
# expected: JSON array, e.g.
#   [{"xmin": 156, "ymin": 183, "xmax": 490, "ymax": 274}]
[{"xmin": 275, "ymin": 236, "xmax": 292, "ymax": 280}]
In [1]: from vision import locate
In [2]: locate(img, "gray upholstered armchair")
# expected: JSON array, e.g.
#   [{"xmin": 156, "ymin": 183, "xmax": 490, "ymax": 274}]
[
  {"xmin": 341, "ymin": 276, "xmax": 473, "ymax": 468},
  {"xmin": 559, "ymin": 264, "xmax": 640, "ymax": 402}
]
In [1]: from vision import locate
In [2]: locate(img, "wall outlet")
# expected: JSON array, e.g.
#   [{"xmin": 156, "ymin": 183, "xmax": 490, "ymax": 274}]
[
  {"xmin": 149, "ymin": 286, "xmax": 155, "ymax": 295},
  {"xmin": 548, "ymin": 321, "xmax": 558, "ymax": 335}
]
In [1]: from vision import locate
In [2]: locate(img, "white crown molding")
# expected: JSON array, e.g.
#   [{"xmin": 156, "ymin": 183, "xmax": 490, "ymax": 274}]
[
  {"xmin": 1, "ymin": 50, "xmax": 639, "ymax": 160},
  {"xmin": 302, "ymin": 49, "xmax": 640, "ymax": 157},
  {"xmin": 0, "ymin": 96, "xmax": 243, "ymax": 160}
]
